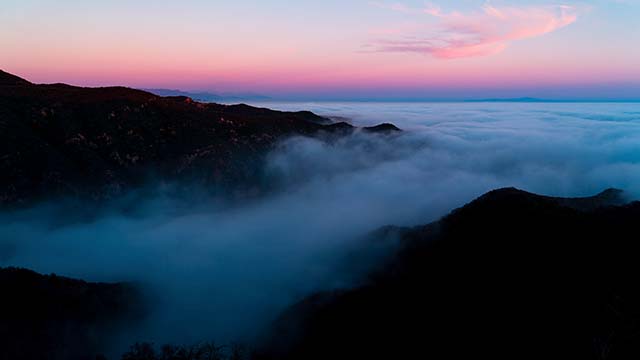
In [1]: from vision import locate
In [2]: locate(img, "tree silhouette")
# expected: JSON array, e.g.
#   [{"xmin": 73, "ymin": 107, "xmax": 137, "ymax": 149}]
[{"xmin": 120, "ymin": 341, "xmax": 248, "ymax": 360}]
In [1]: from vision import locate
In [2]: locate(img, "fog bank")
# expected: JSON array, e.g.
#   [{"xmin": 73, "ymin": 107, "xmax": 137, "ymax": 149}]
[{"xmin": 1, "ymin": 102, "xmax": 639, "ymax": 353}]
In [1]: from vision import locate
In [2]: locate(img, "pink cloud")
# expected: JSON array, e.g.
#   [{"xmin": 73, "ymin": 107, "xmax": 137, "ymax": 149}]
[{"xmin": 369, "ymin": 3, "xmax": 578, "ymax": 59}]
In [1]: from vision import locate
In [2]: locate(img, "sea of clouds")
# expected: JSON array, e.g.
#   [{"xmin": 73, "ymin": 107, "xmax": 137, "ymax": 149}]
[{"xmin": 1, "ymin": 101, "xmax": 639, "ymax": 353}]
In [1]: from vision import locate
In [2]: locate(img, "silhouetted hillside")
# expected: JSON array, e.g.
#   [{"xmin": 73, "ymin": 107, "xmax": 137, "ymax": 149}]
[
  {"xmin": 0, "ymin": 70, "xmax": 391, "ymax": 206},
  {"xmin": 0, "ymin": 70, "xmax": 32, "ymax": 86},
  {"xmin": 260, "ymin": 188, "xmax": 640, "ymax": 360},
  {"xmin": 0, "ymin": 267, "xmax": 142, "ymax": 360}
]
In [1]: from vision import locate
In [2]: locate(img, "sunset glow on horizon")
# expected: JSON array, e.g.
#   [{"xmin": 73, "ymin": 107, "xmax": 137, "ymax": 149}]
[{"xmin": 2, "ymin": 0, "xmax": 639, "ymax": 99}]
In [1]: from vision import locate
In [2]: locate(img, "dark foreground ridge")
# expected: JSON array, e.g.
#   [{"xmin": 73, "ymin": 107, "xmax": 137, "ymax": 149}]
[
  {"xmin": 259, "ymin": 187, "xmax": 640, "ymax": 360},
  {"xmin": 1, "ymin": 188, "xmax": 639, "ymax": 359},
  {"xmin": 0, "ymin": 267, "xmax": 142, "ymax": 360},
  {"xmin": 0, "ymin": 70, "xmax": 398, "ymax": 206}
]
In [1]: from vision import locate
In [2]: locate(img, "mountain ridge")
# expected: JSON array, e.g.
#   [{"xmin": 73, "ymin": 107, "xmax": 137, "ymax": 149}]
[
  {"xmin": 0, "ymin": 70, "xmax": 398, "ymax": 206},
  {"xmin": 259, "ymin": 187, "xmax": 640, "ymax": 360},
  {"xmin": 0, "ymin": 69, "xmax": 32, "ymax": 86}
]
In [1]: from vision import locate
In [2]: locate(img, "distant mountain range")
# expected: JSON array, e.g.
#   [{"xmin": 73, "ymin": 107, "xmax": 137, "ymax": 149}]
[
  {"xmin": 465, "ymin": 97, "xmax": 640, "ymax": 103},
  {"xmin": 465, "ymin": 97, "xmax": 556, "ymax": 102},
  {"xmin": 143, "ymin": 88, "xmax": 271, "ymax": 102}
]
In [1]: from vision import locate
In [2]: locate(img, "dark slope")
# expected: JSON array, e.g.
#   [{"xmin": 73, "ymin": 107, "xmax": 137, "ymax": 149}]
[
  {"xmin": 0, "ymin": 267, "xmax": 142, "ymax": 360},
  {"xmin": 362, "ymin": 122, "xmax": 401, "ymax": 133},
  {"xmin": 0, "ymin": 70, "xmax": 32, "ymax": 86},
  {"xmin": 260, "ymin": 188, "xmax": 640, "ymax": 360},
  {"xmin": 0, "ymin": 71, "xmax": 381, "ymax": 205}
]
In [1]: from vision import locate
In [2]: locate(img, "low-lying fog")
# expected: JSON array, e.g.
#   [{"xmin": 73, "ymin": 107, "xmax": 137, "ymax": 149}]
[{"xmin": 1, "ymin": 102, "xmax": 640, "ymax": 352}]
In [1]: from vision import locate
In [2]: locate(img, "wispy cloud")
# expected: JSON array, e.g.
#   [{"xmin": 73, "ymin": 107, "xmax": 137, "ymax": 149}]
[{"xmin": 368, "ymin": 3, "xmax": 579, "ymax": 59}]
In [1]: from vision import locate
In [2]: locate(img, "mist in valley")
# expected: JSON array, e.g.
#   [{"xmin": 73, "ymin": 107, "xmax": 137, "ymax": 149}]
[{"xmin": 1, "ymin": 102, "xmax": 639, "ymax": 354}]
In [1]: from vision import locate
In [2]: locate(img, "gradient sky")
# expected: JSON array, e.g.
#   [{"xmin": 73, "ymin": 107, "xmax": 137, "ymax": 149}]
[{"xmin": 2, "ymin": 0, "xmax": 639, "ymax": 100}]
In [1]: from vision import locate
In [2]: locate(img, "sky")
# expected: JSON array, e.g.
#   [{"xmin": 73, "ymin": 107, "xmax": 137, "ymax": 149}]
[{"xmin": 1, "ymin": 0, "xmax": 639, "ymax": 100}]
